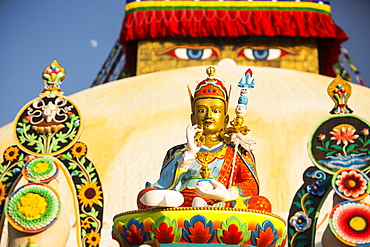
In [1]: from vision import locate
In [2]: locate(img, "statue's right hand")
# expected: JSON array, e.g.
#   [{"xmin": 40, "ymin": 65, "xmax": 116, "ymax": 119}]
[{"xmin": 186, "ymin": 124, "xmax": 202, "ymax": 157}]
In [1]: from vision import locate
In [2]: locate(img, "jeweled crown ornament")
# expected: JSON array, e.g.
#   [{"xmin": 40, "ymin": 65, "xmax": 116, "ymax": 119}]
[
  {"xmin": 40, "ymin": 60, "xmax": 65, "ymax": 98},
  {"xmin": 327, "ymin": 75, "xmax": 353, "ymax": 114},
  {"xmin": 188, "ymin": 66, "xmax": 230, "ymax": 113}
]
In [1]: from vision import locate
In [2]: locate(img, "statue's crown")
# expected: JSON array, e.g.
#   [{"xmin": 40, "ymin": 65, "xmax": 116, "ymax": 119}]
[{"xmin": 188, "ymin": 67, "xmax": 230, "ymax": 112}]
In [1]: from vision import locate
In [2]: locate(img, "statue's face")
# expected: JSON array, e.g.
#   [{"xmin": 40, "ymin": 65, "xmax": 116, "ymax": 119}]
[{"xmin": 192, "ymin": 98, "xmax": 228, "ymax": 135}]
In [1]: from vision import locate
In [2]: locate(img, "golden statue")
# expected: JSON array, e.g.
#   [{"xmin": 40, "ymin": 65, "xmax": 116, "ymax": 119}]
[{"xmin": 137, "ymin": 67, "xmax": 271, "ymax": 211}]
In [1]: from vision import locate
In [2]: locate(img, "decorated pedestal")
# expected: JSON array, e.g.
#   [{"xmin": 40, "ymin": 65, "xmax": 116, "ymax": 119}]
[{"xmin": 113, "ymin": 207, "xmax": 286, "ymax": 247}]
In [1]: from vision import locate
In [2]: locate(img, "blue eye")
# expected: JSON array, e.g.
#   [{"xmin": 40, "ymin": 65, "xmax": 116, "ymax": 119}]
[
  {"xmin": 187, "ymin": 49, "xmax": 204, "ymax": 60},
  {"xmin": 155, "ymin": 46, "xmax": 219, "ymax": 60},
  {"xmin": 236, "ymin": 46, "xmax": 297, "ymax": 61},
  {"xmin": 253, "ymin": 49, "xmax": 269, "ymax": 60}
]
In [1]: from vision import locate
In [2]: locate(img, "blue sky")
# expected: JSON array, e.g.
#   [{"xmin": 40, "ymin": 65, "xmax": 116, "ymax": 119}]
[{"xmin": 0, "ymin": 0, "xmax": 369, "ymax": 127}]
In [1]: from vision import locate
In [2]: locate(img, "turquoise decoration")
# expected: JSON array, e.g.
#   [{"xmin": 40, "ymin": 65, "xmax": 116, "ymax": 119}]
[{"xmin": 237, "ymin": 69, "xmax": 255, "ymax": 88}]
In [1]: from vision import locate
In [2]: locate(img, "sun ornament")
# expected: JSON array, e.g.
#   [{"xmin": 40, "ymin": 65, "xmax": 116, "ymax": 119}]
[
  {"xmin": 23, "ymin": 157, "xmax": 59, "ymax": 183},
  {"xmin": 71, "ymin": 142, "xmax": 87, "ymax": 158},
  {"xmin": 77, "ymin": 182, "xmax": 102, "ymax": 207},
  {"xmin": 5, "ymin": 183, "xmax": 61, "ymax": 232},
  {"xmin": 332, "ymin": 168, "xmax": 369, "ymax": 201},
  {"xmin": 329, "ymin": 201, "xmax": 370, "ymax": 246},
  {"xmin": 3, "ymin": 146, "xmax": 20, "ymax": 162}
]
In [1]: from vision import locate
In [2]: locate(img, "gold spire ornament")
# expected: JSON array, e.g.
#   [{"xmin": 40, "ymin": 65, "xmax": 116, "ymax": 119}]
[
  {"xmin": 206, "ymin": 66, "xmax": 216, "ymax": 78},
  {"xmin": 40, "ymin": 60, "xmax": 65, "ymax": 98},
  {"xmin": 327, "ymin": 75, "xmax": 353, "ymax": 114}
]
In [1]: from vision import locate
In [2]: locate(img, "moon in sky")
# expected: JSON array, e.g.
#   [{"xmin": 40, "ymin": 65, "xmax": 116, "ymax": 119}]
[{"xmin": 90, "ymin": 39, "xmax": 98, "ymax": 48}]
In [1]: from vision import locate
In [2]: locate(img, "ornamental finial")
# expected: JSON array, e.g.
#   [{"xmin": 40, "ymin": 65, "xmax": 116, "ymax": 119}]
[
  {"xmin": 40, "ymin": 60, "xmax": 65, "ymax": 98},
  {"xmin": 327, "ymin": 75, "xmax": 353, "ymax": 114},
  {"xmin": 206, "ymin": 66, "xmax": 216, "ymax": 78}
]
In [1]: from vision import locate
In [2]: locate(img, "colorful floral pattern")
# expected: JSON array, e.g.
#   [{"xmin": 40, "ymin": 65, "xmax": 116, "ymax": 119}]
[
  {"xmin": 3, "ymin": 146, "xmax": 20, "ymax": 162},
  {"xmin": 120, "ymin": 218, "xmax": 149, "ymax": 246},
  {"xmin": 183, "ymin": 215, "xmax": 216, "ymax": 244},
  {"xmin": 77, "ymin": 182, "xmax": 103, "ymax": 208},
  {"xmin": 150, "ymin": 216, "xmax": 181, "ymax": 243},
  {"xmin": 316, "ymin": 124, "xmax": 367, "ymax": 157},
  {"xmin": 71, "ymin": 142, "xmax": 87, "ymax": 158},
  {"xmin": 217, "ymin": 216, "xmax": 250, "ymax": 245},
  {"xmin": 0, "ymin": 182, "xmax": 7, "ymax": 205},
  {"xmin": 85, "ymin": 230, "xmax": 101, "ymax": 247},
  {"xmin": 5, "ymin": 183, "xmax": 60, "ymax": 232},
  {"xmin": 330, "ymin": 127, "xmax": 359, "ymax": 145},
  {"xmin": 329, "ymin": 201, "xmax": 370, "ymax": 246},
  {"xmin": 13, "ymin": 93, "xmax": 83, "ymax": 156},
  {"xmin": 250, "ymin": 220, "xmax": 279, "ymax": 247},
  {"xmin": 60, "ymin": 146, "xmax": 104, "ymax": 247},
  {"xmin": 311, "ymin": 116, "xmax": 370, "ymax": 173},
  {"xmin": 333, "ymin": 168, "xmax": 369, "ymax": 200},
  {"xmin": 289, "ymin": 211, "xmax": 312, "ymax": 232},
  {"xmin": 113, "ymin": 209, "xmax": 286, "ymax": 246},
  {"xmin": 307, "ymin": 180, "xmax": 325, "ymax": 196},
  {"xmin": 23, "ymin": 157, "xmax": 59, "ymax": 182},
  {"xmin": 0, "ymin": 63, "xmax": 103, "ymax": 246}
]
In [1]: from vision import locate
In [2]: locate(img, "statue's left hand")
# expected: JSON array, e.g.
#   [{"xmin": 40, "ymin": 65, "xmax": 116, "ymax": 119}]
[{"xmin": 195, "ymin": 180, "xmax": 230, "ymax": 201}]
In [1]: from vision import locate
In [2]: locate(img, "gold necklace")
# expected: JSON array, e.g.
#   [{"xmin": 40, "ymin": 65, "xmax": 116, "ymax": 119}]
[{"xmin": 196, "ymin": 148, "xmax": 226, "ymax": 179}]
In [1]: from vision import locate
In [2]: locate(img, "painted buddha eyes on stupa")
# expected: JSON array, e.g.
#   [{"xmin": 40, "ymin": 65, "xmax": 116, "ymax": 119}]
[
  {"xmin": 156, "ymin": 44, "xmax": 300, "ymax": 61},
  {"xmin": 235, "ymin": 46, "xmax": 300, "ymax": 61},
  {"xmin": 156, "ymin": 45, "xmax": 220, "ymax": 60}
]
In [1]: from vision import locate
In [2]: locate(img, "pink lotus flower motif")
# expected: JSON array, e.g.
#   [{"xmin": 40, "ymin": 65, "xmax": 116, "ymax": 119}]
[
  {"xmin": 335, "ymin": 170, "xmax": 367, "ymax": 199},
  {"xmin": 330, "ymin": 127, "xmax": 359, "ymax": 145},
  {"xmin": 361, "ymin": 128, "xmax": 369, "ymax": 136}
]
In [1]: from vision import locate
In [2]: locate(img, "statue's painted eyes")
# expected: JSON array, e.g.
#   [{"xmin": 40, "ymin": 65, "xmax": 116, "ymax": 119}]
[
  {"xmin": 156, "ymin": 46, "xmax": 220, "ymax": 60},
  {"xmin": 212, "ymin": 109, "xmax": 221, "ymax": 113},
  {"xmin": 235, "ymin": 46, "xmax": 300, "ymax": 61},
  {"xmin": 198, "ymin": 109, "xmax": 207, "ymax": 113}
]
